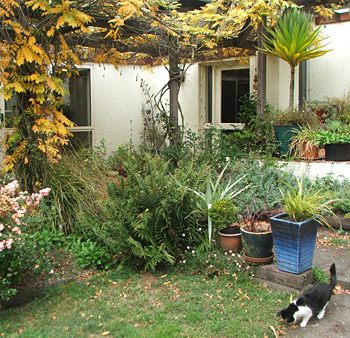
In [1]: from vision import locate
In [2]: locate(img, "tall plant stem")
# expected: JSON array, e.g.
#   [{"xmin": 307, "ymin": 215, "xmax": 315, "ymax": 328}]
[{"xmin": 289, "ymin": 66, "xmax": 295, "ymax": 110}]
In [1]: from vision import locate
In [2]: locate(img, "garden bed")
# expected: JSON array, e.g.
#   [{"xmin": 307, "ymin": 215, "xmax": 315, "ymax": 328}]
[{"xmin": 0, "ymin": 251, "xmax": 94, "ymax": 310}]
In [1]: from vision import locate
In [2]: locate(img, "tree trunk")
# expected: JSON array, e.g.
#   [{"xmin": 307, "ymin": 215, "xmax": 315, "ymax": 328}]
[
  {"xmin": 257, "ymin": 17, "xmax": 267, "ymax": 120},
  {"xmin": 168, "ymin": 36, "xmax": 180, "ymax": 147},
  {"xmin": 289, "ymin": 66, "xmax": 295, "ymax": 110}
]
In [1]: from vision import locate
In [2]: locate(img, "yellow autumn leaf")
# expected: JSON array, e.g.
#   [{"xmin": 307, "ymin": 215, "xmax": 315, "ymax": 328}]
[
  {"xmin": 47, "ymin": 26, "xmax": 55, "ymax": 37},
  {"xmin": 28, "ymin": 36, "xmax": 36, "ymax": 45}
]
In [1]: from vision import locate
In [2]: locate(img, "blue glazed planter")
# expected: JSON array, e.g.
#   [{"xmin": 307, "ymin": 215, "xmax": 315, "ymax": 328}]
[{"xmin": 270, "ymin": 213, "xmax": 318, "ymax": 274}]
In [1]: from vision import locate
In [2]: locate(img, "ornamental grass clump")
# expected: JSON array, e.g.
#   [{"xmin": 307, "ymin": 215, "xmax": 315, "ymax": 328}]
[{"xmin": 280, "ymin": 176, "xmax": 335, "ymax": 225}]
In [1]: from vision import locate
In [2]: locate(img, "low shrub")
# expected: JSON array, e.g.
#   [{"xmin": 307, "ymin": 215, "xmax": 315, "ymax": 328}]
[
  {"xmin": 69, "ymin": 238, "xmax": 115, "ymax": 271},
  {"xmin": 314, "ymin": 174, "xmax": 350, "ymax": 215},
  {"xmin": 77, "ymin": 152, "xmax": 208, "ymax": 271}
]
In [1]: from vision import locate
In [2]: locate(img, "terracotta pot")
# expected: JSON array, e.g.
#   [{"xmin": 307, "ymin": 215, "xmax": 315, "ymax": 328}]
[
  {"xmin": 302, "ymin": 143, "xmax": 319, "ymax": 160},
  {"xmin": 218, "ymin": 226, "xmax": 242, "ymax": 252}
]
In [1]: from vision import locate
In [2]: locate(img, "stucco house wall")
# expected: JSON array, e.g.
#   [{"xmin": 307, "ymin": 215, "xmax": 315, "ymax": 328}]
[
  {"xmin": 310, "ymin": 21, "xmax": 350, "ymax": 101},
  {"xmin": 90, "ymin": 62, "xmax": 200, "ymax": 153}
]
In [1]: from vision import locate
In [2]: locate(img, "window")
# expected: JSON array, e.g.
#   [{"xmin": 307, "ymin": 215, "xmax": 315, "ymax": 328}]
[
  {"xmin": 203, "ymin": 64, "xmax": 250, "ymax": 130},
  {"xmin": 4, "ymin": 94, "xmax": 16, "ymax": 128},
  {"xmin": 3, "ymin": 68, "xmax": 93, "ymax": 148},
  {"xmin": 221, "ymin": 69, "xmax": 249, "ymax": 124},
  {"xmin": 62, "ymin": 68, "xmax": 92, "ymax": 148}
]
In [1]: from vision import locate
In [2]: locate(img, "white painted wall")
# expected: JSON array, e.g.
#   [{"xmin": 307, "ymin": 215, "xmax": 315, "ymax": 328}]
[
  {"xmin": 310, "ymin": 21, "xmax": 350, "ymax": 101},
  {"xmin": 279, "ymin": 161, "xmax": 350, "ymax": 182},
  {"xmin": 90, "ymin": 63, "xmax": 200, "ymax": 153},
  {"xmin": 265, "ymin": 56, "xmax": 298, "ymax": 110},
  {"xmin": 91, "ymin": 63, "xmax": 167, "ymax": 152}
]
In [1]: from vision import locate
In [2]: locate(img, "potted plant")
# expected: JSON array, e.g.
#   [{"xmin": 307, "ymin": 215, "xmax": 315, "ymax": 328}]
[
  {"xmin": 288, "ymin": 124, "xmax": 321, "ymax": 160},
  {"xmin": 270, "ymin": 176, "xmax": 335, "ymax": 274},
  {"xmin": 267, "ymin": 108, "xmax": 319, "ymax": 156},
  {"xmin": 208, "ymin": 199, "xmax": 242, "ymax": 252},
  {"xmin": 260, "ymin": 8, "xmax": 331, "ymax": 111},
  {"xmin": 171, "ymin": 160, "xmax": 250, "ymax": 245},
  {"xmin": 238, "ymin": 198, "xmax": 274, "ymax": 263},
  {"xmin": 316, "ymin": 120, "xmax": 350, "ymax": 161}
]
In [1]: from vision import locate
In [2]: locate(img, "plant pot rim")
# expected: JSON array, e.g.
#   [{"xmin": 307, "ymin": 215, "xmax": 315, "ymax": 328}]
[
  {"xmin": 325, "ymin": 142, "xmax": 350, "ymax": 145},
  {"xmin": 271, "ymin": 212, "xmax": 316, "ymax": 224},
  {"xmin": 240, "ymin": 224, "xmax": 271, "ymax": 234},
  {"xmin": 218, "ymin": 226, "xmax": 241, "ymax": 236},
  {"xmin": 243, "ymin": 252, "xmax": 274, "ymax": 263}
]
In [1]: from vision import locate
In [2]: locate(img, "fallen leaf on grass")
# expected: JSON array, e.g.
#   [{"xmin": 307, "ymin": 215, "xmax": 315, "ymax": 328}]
[
  {"xmin": 102, "ymin": 332, "xmax": 110, "ymax": 336},
  {"xmin": 108, "ymin": 280, "xmax": 118, "ymax": 285},
  {"xmin": 269, "ymin": 325, "xmax": 279, "ymax": 338}
]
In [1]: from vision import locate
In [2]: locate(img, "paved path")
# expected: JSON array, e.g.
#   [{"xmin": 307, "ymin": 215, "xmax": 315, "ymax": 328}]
[{"xmin": 284, "ymin": 228, "xmax": 350, "ymax": 338}]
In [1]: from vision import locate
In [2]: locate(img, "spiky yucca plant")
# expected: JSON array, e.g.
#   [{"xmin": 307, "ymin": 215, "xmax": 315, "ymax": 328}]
[
  {"xmin": 261, "ymin": 9, "xmax": 331, "ymax": 110},
  {"xmin": 280, "ymin": 175, "xmax": 335, "ymax": 225}
]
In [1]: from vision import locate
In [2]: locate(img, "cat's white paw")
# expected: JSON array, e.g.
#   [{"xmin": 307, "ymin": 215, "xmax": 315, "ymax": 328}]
[
  {"xmin": 300, "ymin": 322, "xmax": 307, "ymax": 327},
  {"xmin": 317, "ymin": 312, "xmax": 325, "ymax": 319}
]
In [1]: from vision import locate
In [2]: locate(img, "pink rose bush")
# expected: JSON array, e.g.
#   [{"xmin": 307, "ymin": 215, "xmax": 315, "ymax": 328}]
[
  {"xmin": 0, "ymin": 180, "xmax": 51, "ymax": 301},
  {"xmin": 0, "ymin": 180, "xmax": 50, "ymax": 253}
]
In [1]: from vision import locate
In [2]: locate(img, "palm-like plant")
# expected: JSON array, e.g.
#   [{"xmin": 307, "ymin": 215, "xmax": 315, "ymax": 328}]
[{"xmin": 261, "ymin": 9, "xmax": 331, "ymax": 110}]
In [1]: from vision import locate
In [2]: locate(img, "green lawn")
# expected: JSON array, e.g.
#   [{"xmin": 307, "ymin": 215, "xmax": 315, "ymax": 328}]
[{"xmin": 0, "ymin": 266, "xmax": 293, "ymax": 338}]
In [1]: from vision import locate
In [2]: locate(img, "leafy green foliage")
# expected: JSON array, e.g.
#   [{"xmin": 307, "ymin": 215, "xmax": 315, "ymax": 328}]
[
  {"xmin": 172, "ymin": 160, "xmax": 249, "ymax": 244},
  {"xmin": 314, "ymin": 175, "xmax": 350, "ymax": 214},
  {"xmin": 0, "ymin": 203, "xmax": 58, "ymax": 301},
  {"xmin": 312, "ymin": 266, "xmax": 329, "ymax": 284},
  {"xmin": 69, "ymin": 238, "xmax": 115, "ymax": 271},
  {"xmin": 261, "ymin": 8, "xmax": 331, "ymax": 109},
  {"xmin": 279, "ymin": 175, "xmax": 335, "ymax": 223},
  {"xmin": 208, "ymin": 200, "xmax": 238, "ymax": 229},
  {"xmin": 262, "ymin": 9, "xmax": 330, "ymax": 68},
  {"xmin": 78, "ymin": 151, "xmax": 208, "ymax": 271},
  {"xmin": 316, "ymin": 120, "xmax": 350, "ymax": 145}
]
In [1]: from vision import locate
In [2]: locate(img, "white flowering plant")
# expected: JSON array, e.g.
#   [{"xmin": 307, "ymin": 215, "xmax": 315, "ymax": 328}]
[
  {"xmin": 178, "ymin": 246, "xmax": 251, "ymax": 281},
  {"xmin": 0, "ymin": 180, "xmax": 51, "ymax": 301}
]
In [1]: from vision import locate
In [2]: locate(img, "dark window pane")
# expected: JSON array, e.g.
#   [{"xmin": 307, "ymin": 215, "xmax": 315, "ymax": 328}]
[
  {"xmin": 69, "ymin": 131, "xmax": 92, "ymax": 150},
  {"xmin": 221, "ymin": 69, "xmax": 249, "ymax": 123},
  {"xmin": 63, "ymin": 69, "xmax": 91, "ymax": 126}
]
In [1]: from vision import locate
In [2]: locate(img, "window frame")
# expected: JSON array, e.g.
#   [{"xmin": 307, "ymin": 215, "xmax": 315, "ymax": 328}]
[
  {"xmin": 64, "ymin": 64, "xmax": 94, "ymax": 147},
  {"xmin": 199, "ymin": 60, "xmax": 252, "ymax": 131}
]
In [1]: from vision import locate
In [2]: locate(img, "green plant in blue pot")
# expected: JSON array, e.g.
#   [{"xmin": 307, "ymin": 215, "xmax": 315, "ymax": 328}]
[{"xmin": 270, "ymin": 176, "xmax": 336, "ymax": 274}]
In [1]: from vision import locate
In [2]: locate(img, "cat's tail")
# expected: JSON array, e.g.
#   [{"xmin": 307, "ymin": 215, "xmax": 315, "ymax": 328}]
[{"xmin": 329, "ymin": 263, "xmax": 337, "ymax": 288}]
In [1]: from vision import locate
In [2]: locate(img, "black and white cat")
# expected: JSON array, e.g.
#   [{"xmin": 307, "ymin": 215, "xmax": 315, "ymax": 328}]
[{"xmin": 277, "ymin": 263, "xmax": 337, "ymax": 327}]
